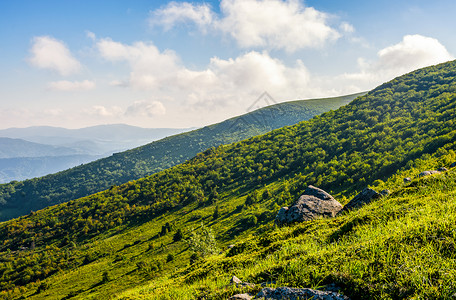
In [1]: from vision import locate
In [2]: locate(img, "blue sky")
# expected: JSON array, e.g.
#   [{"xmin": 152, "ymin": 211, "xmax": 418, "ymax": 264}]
[{"xmin": 0, "ymin": 0, "xmax": 455, "ymax": 129}]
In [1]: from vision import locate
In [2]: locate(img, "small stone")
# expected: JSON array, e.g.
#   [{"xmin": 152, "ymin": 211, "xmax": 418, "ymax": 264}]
[
  {"xmin": 228, "ymin": 244, "xmax": 235, "ymax": 249},
  {"xmin": 419, "ymin": 170, "xmax": 440, "ymax": 177},
  {"xmin": 403, "ymin": 177, "xmax": 411, "ymax": 183},
  {"xmin": 438, "ymin": 167, "xmax": 448, "ymax": 172},
  {"xmin": 230, "ymin": 276, "xmax": 242, "ymax": 285},
  {"xmin": 229, "ymin": 293, "xmax": 254, "ymax": 300},
  {"xmin": 339, "ymin": 188, "xmax": 380, "ymax": 214}
]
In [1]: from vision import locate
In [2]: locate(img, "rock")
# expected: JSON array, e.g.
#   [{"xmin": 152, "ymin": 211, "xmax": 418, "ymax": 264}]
[
  {"xmin": 256, "ymin": 286, "xmax": 350, "ymax": 300},
  {"xmin": 228, "ymin": 244, "xmax": 235, "ymax": 249},
  {"xmin": 419, "ymin": 170, "xmax": 440, "ymax": 177},
  {"xmin": 275, "ymin": 186, "xmax": 342, "ymax": 225},
  {"xmin": 230, "ymin": 276, "xmax": 242, "ymax": 285},
  {"xmin": 438, "ymin": 167, "xmax": 448, "ymax": 172},
  {"xmin": 451, "ymin": 162, "xmax": 456, "ymax": 168},
  {"xmin": 229, "ymin": 293, "xmax": 254, "ymax": 300},
  {"xmin": 380, "ymin": 189, "xmax": 390, "ymax": 197},
  {"xmin": 339, "ymin": 188, "xmax": 381, "ymax": 214},
  {"xmin": 403, "ymin": 177, "xmax": 412, "ymax": 183},
  {"xmin": 228, "ymin": 275, "xmax": 255, "ymax": 288}
]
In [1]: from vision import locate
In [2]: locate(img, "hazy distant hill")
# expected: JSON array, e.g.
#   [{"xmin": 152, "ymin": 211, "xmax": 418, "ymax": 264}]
[
  {"xmin": 0, "ymin": 124, "xmax": 193, "ymax": 155},
  {"xmin": 0, "ymin": 137, "xmax": 81, "ymax": 158},
  {"xmin": 0, "ymin": 155, "xmax": 101, "ymax": 183},
  {"xmin": 0, "ymin": 92, "xmax": 363, "ymax": 220}
]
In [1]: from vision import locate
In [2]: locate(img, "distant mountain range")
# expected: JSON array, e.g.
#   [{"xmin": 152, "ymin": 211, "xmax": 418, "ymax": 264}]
[
  {"xmin": 0, "ymin": 92, "xmax": 364, "ymax": 220},
  {"xmin": 0, "ymin": 125, "xmax": 193, "ymax": 183},
  {"xmin": 0, "ymin": 124, "xmax": 193, "ymax": 156}
]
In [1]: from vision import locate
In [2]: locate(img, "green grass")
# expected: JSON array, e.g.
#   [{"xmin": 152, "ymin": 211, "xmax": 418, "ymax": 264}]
[{"xmin": 115, "ymin": 169, "xmax": 456, "ymax": 300}]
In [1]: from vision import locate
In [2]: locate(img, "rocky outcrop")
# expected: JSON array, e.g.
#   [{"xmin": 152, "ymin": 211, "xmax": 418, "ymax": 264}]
[
  {"xmin": 256, "ymin": 287, "xmax": 349, "ymax": 300},
  {"xmin": 419, "ymin": 170, "xmax": 440, "ymax": 177},
  {"xmin": 339, "ymin": 188, "xmax": 380, "ymax": 214},
  {"xmin": 275, "ymin": 186, "xmax": 342, "ymax": 225}
]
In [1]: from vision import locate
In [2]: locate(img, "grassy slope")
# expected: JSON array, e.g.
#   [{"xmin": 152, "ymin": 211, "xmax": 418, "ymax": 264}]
[
  {"xmin": 0, "ymin": 93, "xmax": 361, "ymax": 221},
  {"xmin": 1, "ymin": 61, "xmax": 456, "ymax": 299}
]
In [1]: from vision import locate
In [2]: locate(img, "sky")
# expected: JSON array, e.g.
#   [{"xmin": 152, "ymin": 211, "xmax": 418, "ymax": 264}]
[{"xmin": 0, "ymin": 0, "xmax": 455, "ymax": 129}]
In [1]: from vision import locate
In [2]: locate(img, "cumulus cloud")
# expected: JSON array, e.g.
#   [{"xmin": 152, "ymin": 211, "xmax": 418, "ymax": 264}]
[
  {"xmin": 374, "ymin": 34, "xmax": 453, "ymax": 73},
  {"xmin": 97, "ymin": 37, "xmax": 315, "ymax": 104},
  {"xmin": 217, "ymin": 0, "xmax": 340, "ymax": 51},
  {"xmin": 148, "ymin": 0, "xmax": 343, "ymax": 52},
  {"xmin": 47, "ymin": 80, "xmax": 96, "ymax": 91},
  {"xmin": 125, "ymin": 101, "xmax": 166, "ymax": 117},
  {"xmin": 339, "ymin": 34, "xmax": 454, "ymax": 91},
  {"xmin": 28, "ymin": 36, "xmax": 81, "ymax": 76},
  {"xmin": 150, "ymin": 1, "xmax": 214, "ymax": 31},
  {"xmin": 97, "ymin": 38, "xmax": 179, "ymax": 89}
]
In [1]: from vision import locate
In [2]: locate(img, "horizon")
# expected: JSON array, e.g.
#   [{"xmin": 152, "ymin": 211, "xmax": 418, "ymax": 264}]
[{"xmin": 1, "ymin": 0, "xmax": 455, "ymax": 129}]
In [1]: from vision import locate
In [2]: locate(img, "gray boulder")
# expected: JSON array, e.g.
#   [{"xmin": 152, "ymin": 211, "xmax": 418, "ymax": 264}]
[
  {"xmin": 339, "ymin": 188, "xmax": 380, "ymax": 214},
  {"xmin": 256, "ymin": 287, "xmax": 350, "ymax": 300},
  {"xmin": 419, "ymin": 170, "xmax": 440, "ymax": 177},
  {"xmin": 275, "ymin": 186, "xmax": 342, "ymax": 225},
  {"xmin": 403, "ymin": 177, "xmax": 411, "ymax": 183},
  {"xmin": 438, "ymin": 167, "xmax": 448, "ymax": 172}
]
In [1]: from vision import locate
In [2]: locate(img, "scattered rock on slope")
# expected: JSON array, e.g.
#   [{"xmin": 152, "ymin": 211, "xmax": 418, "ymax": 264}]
[
  {"xmin": 256, "ymin": 286, "xmax": 350, "ymax": 300},
  {"xmin": 419, "ymin": 170, "xmax": 440, "ymax": 177},
  {"xmin": 338, "ymin": 188, "xmax": 380, "ymax": 214},
  {"xmin": 275, "ymin": 185, "xmax": 342, "ymax": 225},
  {"xmin": 229, "ymin": 293, "xmax": 254, "ymax": 300}
]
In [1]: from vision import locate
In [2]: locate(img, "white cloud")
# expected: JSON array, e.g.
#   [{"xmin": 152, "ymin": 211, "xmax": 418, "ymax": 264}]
[
  {"xmin": 217, "ymin": 0, "xmax": 340, "ymax": 51},
  {"xmin": 375, "ymin": 34, "xmax": 453, "ymax": 73},
  {"xmin": 339, "ymin": 34, "xmax": 454, "ymax": 91},
  {"xmin": 87, "ymin": 105, "xmax": 123, "ymax": 117},
  {"xmin": 28, "ymin": 36, "xmax": 81, "ymax": 76},
  {"xmin": 340, "ymin": 22, "xmax": 355, "ymax": 33},
  {"xmin": 47, "ymin": 80, "xmax": 96, "ymax": 91},
  {"xmin": 125, "ymin": 101, "xmax": 166, "ymax": 117},
  {"xmin": 97, "ymin": 37, "xmax": 314, "ymax": 104},
  {"xmin": 97, "ymin": 38, "xmax": 179, "ymax": 89},
  {"xmin": 148, "ymin": 0, "xmax": 343, "ymax": 52},
  {"xmin": 150, "ymin": 1, "xmax": 214, "ymax": 31},
  {"xmin": 86, "ymin": 31, "xmax": 96, "ymax": 41}
]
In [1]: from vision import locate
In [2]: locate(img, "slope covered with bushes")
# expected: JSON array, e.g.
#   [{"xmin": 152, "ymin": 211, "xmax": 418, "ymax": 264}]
[{"xmin": 0, "ymin": 93, "xmax": 361, "ymax": 221}]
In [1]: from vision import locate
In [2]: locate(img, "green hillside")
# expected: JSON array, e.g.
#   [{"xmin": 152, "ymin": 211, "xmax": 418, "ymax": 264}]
[
  {"xmin": 1, "ymin": 61, "xmax": 456, "ymax": 299},
  {"xmin": 0, "ymin": 93, "xmax": 361, "ymax": 221}
]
